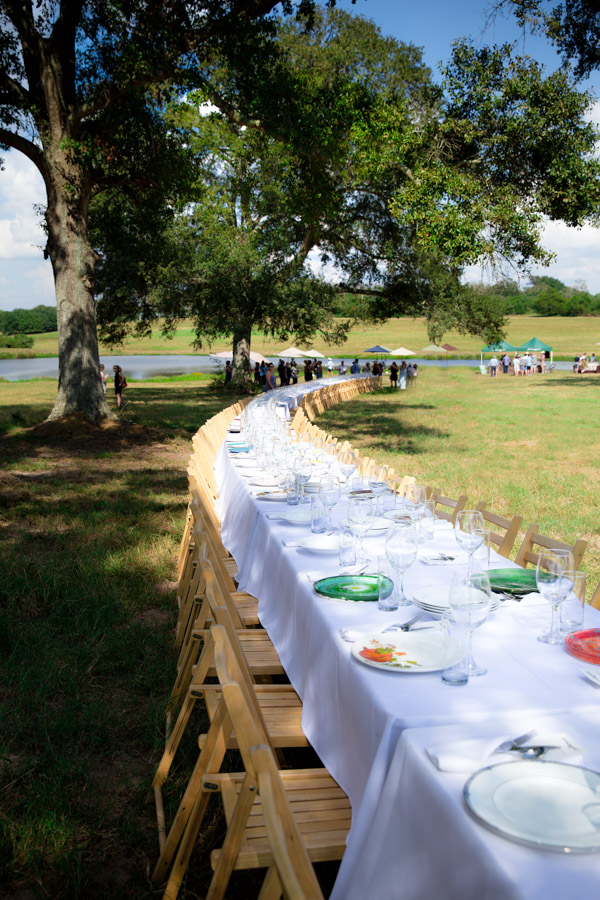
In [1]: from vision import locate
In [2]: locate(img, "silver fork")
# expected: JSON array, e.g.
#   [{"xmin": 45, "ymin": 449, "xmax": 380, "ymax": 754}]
[
  {"xmin": 493, "ymin": 730, "xmax": 537, "ymax": 754},
  {"xmin": 382, "ymin": 613, "xmax": 425, "ymax": 633}
]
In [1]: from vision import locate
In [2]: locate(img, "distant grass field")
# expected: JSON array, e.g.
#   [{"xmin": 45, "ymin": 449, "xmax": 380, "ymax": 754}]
[{"xmin": 25, "ymin": 314, "xmax": 600, "ymax": 359}]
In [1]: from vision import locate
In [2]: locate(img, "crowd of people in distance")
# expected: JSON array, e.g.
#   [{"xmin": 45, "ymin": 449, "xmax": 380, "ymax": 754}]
[
  {"xmin": 487, "ymin": 350, "xmax": 548, "ymax": 377},
  {"xmin": 573, "ymin": 352, "xmax": 597, "ymax": 373},
  {"xmin": 388, "ymin": 360, "xmax": 418, "ymax": 389},
  {"xmin": 237, "ymin": 356, "xmax": 413, "ymax": 391}
]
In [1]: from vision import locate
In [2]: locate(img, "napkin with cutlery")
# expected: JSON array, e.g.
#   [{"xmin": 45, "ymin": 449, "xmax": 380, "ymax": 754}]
[{"xmin": 426, "ymin": 731, "xmax": 582, "ymax": 772}]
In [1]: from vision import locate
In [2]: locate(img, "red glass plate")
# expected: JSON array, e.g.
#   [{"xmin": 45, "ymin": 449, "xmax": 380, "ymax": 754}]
[{"xmin": 565, "ymin": 629, "xmax": 600, "ymax": 666}]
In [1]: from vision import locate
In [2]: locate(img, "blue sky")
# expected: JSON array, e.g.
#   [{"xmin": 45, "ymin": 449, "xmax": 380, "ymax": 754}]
[{"xmin": 1, "ymin": 0, "xmax": 599, "ymax": 311}]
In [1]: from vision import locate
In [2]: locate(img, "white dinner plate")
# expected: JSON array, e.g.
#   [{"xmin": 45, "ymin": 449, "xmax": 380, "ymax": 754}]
[
  {"xmin": 248, "ymin": 476, "xmax": 280, "ymax": 487},
  {"xmin": 383, "ymin": 510, "xmax": 413, "ymax": 523},
  {"xmin": 275, "ymin": 509, "xmax": 313, "ymax": 525},
  {"xmin": 412, "ymin": 586, "xmax": 498, "ymax": 616},
  {"xmin": 464, "ymin": 760, "xmax": 600, "ymax": 852},
  {"xmin": 233, "ymin": 459, "xmax": 257, "ymax": 468},
  {"xmin": 296, "ymin": 534, "xmax": 340, "ymax": 554},
  {"xmin": 368, "ymin": 516, "xmax": 394, "ymax": 533},
  {"xmin": 256, "ymin": 491, "xmax": 288, "ymax": 502},
  {"xmin": 351, "ymin": 629, "xmax": 446, "ymax": 673}
]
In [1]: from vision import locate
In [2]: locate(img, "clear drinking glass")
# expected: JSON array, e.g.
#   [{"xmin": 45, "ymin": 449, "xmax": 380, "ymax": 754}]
[
  {"xmin": 455, "ymin": 510, "xmax": 485, "ymax": 573},
  {"xmin": 368, "ymin": 464, "xmax": 389, "ymax": 515},
  {"xmin": 293, "ymin": 454, "xmax": 313, "ymax": 504},
  {"xmin": 347, "ymin": 495, "xmax": 374, "ymax": 565},
  {"xmin": 449, "ymin": 570, "xmax": 492, "ymax": 676},
  {"xmin": 377, "ymin": 556, "xmax": 397, "ymax": 611},
  {"xmin": 403, "ymin": 483, "xmax": 426, "ymax": 525},
  {"xmin": 319, "ymin": 476, "xmax": 341, "ymax": 531},
  {"xmin": 384, "ymin": 522, "xmax": 418, "ymax": 607},
  {"xmin": 560, "ymin": 571, "xmax": 586, "ymax": 635},
  {"xmin": 536, "ymin": 548, "xmax": 575, "ymax": 644}
]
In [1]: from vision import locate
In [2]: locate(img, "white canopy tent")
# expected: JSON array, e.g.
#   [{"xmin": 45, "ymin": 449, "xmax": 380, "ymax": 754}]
[{"xmin": 389, "ymin": 346, "xmax": 416, "ymax": 356}]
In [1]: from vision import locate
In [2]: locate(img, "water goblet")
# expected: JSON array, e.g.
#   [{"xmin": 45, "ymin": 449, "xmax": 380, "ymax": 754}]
[
  {"xmin": 536, "ymin": 549, "xmax": 575, "ymax": 644},
  {"xmin": 368, "ymin": 464, "xmax": 389, "ymax": 515},
  {"xmin": 403, "ymin": 483, "xmax": 426, "ymax": 526},
  {"xmin": 455, "ymin": 510, "xmax": 485, "ymax": 573},
  {"xmin": 319, "ymin": 475, "xmax": 341, "ymax": 531},
  {"xmin": 449, "ymin": 570, "xmax": 492, "ymax": 676},
  {"xmin": 384, "ymin": 522, "xmax": 418, "ymax": 607},
  {"xmin": 293, "ymin": 454, "xmax": 313, "ymax": 504},
  {"xmin": 339, "ymin": 450, "xmax": 357, "ymax": 492},
  {"xmin": 348, "ymin": 495, "xmax": 374, "ymax": 565}
]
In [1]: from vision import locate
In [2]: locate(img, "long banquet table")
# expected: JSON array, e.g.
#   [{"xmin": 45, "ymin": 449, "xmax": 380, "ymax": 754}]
[{"xmin": 214, "ymin": 389, "xmax": 600, "ymax": 899}]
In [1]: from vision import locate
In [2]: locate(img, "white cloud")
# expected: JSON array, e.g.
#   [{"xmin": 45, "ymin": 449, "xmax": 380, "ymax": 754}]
[
  {"xmin": 465, "ymin": 219, "xmax": 600, "ymax": 293},
  {"xmin": 0, "ymin": 151, "xmax": 47, "ymax": 259}
]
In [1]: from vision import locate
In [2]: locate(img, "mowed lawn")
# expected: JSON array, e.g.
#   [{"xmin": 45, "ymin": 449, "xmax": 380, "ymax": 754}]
[
  {"xmin": 26, "ymin": 314, "xmax": 600, "ymax": 359},
  {"xmin": 318, "ymin": 367, "xmax": 600, "ymax": 590}
]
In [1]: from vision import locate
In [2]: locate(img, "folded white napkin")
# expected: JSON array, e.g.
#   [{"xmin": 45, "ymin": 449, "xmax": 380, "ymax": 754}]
[
  {"xmin": 426, "ymin": 732, "xmax": 582, "ymax": 773},
  {"xmin": 420, "ymin": 553, "xmax": 467, "ymax": 566}
]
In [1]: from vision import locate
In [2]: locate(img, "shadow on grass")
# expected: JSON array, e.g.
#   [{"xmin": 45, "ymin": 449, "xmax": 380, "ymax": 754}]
[
  {"xmin": 319, "ymin": 396, "xmax": 448, "ymax": 455},
  {"xmin": 0, "ymin": 429, "xmax": 202, "ymax": 898}
]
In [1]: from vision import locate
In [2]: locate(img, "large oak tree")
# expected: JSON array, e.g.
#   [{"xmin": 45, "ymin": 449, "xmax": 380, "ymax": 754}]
[{"xmin": 0, "ymin": 0, "xmax": 320, "ymax": 422}]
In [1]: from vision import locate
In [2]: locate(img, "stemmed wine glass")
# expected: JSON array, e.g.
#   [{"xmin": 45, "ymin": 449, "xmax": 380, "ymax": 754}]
[
  {"xmin": 449, "ymin": 570, "xmax": 492, "ymax": 676},
  {"xmin": 455, "ymin": 510, "xmax": 485, "ymax": 573},
  {"xmin": 403, "ymin": 483, "xmax": 426, "ymax": 524},
  {"xmin": 368, "ymin": 464, "xmax": 388, "ymax": 515},
  {"xmin": 536, "ymin": 548, "xmax": 575, "ymax": 644},
  {"xmin": 293, "ymin": 453, "xmax": 313, "ymax": 504},
  {"xmin": 339, "ymin": 450, "xmax": 357, "ymax": 493},
  {"xmin": 348, "ymin": 495, "xmax": 374, "ymax": 565},
  {"xmin": 319, "ymin": 476, "xmax": 341, "ymax": 532},
  {"xmin": 385, "ymin": 522, "xmax": 418, "ymax": 607}
]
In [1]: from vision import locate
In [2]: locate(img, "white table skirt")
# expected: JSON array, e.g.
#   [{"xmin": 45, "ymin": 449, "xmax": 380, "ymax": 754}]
[
  {"xmin": 215, "ymin": 435, "xmax": 600, "ymax": 899},
  {"xmin": 336, "ymin": 714, "xmax": 600, "ymax": 900}
]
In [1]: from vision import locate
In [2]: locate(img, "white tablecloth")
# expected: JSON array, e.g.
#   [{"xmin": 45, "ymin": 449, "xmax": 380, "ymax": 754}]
[
  {"xmin": 215, "ymin": 433, "xmax": 600, "ymax": 899},
  {"xmin": 339, "ymin": 714, "xmax": 600, "ymax": 900}
]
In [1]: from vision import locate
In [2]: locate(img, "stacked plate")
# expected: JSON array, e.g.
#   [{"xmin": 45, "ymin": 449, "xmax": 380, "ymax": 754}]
[{"xmin": 412, "ymin": 586, "xmax": 499, "ymax": 617}]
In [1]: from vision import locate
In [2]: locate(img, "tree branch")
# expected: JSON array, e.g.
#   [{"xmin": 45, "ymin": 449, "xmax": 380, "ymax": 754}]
[{"xmin": 0, "ymin": 127, "xmax": 47, "ymax": 177}]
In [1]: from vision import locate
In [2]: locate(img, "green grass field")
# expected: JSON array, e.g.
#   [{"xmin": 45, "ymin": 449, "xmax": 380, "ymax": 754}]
[
  {"xmin": 23, "ymin": 314, "xmax": 600, "ymax": 359},
  {"xmin": 0, "ymin": 368, "xmax": 598, "ymax": 896},
  {"xmin": 318, "ymin": 367, "xmax": 600, "ymax": 589}
]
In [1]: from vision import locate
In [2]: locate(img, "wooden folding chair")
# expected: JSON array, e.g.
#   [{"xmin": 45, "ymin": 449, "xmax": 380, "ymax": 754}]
[
  {"xmin": 153, "ymin": 593, "xmax": 307, "ymax": 873},
  {"xmin": 429, "ymin": 490, "xmax": 468, "ymax": 524},
  {"xmin": 514, "ymin": 524, "xmax": 587, "ymax": 570},
  {"xmin": 474, "ymin": 503, "xmax": 523, "ymax": 558},
  {"xmin": 155, "ymin": 624, "xmax": 350, "ymax": 899},
  {"xmin": 589, "ymin": 581, "xmax": 600, "ymax": 610},
  {"xmin": 254, "ymin": 746, "xmax": 325, "ymax": 900},
  {"xmin": 172, "ymin": 558, "xmax": 285, "ymax": 725}
]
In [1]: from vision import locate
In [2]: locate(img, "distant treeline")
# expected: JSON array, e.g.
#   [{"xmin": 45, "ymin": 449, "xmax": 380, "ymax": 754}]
[
  {"xmin": 0, "ymin": 305, "xmax": 57, "ymax": 334},
  {"xmin": 476, "ymin": 276, "xmax": 600, "ymax": 316},
  {"xmin": 333, "ymin": 276, "xmax": 600, "ymax": 318}
]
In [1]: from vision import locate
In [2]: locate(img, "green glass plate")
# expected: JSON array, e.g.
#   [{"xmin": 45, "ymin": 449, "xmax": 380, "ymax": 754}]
[
  {"xmin": 313, "ymin": 574, "xmax": 393, "ymax": 602},
  {"xmin": 488, "ymin": 568, "xmax": 538, "ymax": 596}
]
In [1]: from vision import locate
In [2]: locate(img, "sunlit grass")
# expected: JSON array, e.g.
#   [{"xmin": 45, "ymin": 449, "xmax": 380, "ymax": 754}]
[
  {"xmin": 26, "ymin": 314, "xmax": 600, "ymax": 359},
  {"xmin": 318, "ymin": 367, "xmax": 600, "ymax": 589}
]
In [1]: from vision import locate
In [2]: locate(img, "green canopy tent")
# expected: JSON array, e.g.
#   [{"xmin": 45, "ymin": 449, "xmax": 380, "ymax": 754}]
[
  {"xmin": 479, "ymin": 340, "xmax": 517, "ymax": 364},
  {"xmin": 517, "ymin": 337, "xmax": 553, "ymax": 364}
]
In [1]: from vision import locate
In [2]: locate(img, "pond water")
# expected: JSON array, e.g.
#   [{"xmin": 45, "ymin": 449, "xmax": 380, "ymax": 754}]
[{"xmin": 0, "ymin": 354, "xmax": 573, "ymax": 381}]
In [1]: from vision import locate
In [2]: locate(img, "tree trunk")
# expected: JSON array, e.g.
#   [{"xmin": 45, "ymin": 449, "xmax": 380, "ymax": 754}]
[
  {"xmin": 45, "ymin": 162, "xmax": 114, "ymax": 425},
  {"xmin": 232, "ymin": 321, "xmax": 253, "ymax": 385}
]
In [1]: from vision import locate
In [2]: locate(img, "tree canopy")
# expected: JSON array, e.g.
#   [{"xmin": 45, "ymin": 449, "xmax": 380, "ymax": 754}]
[{"xmin": 0, "ymin": 0, "xmax": 326, "ymax": 421}]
